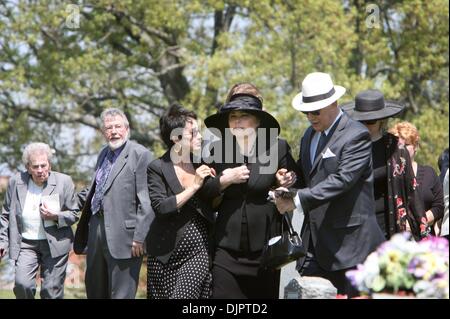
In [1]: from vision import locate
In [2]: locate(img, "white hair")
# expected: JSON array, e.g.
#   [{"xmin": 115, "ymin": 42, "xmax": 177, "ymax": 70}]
[
  {"xmin": 22, "ymin": 142, "xmax": 53, "ymax": 166},
  {"xmin": 100, "ymin": 108, "xmax": 130, "ymax": 130}
]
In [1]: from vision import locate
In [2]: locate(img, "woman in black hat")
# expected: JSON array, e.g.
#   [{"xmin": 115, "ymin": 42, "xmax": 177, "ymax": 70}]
[
  {"xmin": 341, "ymin": 90, "xmax": 430, "ymax": 240},
  {"xmin": 203, "ymin": 83, "xmax": 297, "ymax": 299}
]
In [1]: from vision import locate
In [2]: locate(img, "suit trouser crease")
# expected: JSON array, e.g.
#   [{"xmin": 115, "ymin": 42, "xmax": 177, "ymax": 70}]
[
  {"xmin": 14, "ymin": 239, "xmax": 68, "ymax": 299},
  {"xmin": 85, "ymin": 213, "xmax": 142, "ymax": 299}
]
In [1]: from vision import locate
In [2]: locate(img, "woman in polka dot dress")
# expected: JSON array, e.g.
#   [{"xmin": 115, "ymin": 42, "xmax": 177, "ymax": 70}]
[{"xmin": 146, "ymin": 104, "xmax": 219, "ymax": 299}]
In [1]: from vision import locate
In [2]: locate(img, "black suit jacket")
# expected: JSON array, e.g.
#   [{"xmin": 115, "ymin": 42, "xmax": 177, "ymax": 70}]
[
  {"xmin": 204, "ymin": 138, "xmax": 297, "ymax": 253},
  {"xmin": 146, "ymin": 151, "xmax": 217, "ymax": 263},
  {"xmin": 296, "ymin": 113, "xmax": 385, "ymax": 271}
]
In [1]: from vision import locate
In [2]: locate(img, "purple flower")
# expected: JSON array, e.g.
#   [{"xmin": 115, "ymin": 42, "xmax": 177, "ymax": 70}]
[
  {"xmin": 347, "ymin": 234, "xmax": 449, "ymax": 297},
  {"xmin": 408, "ymin": 257, "xmax": 427, "ymax": 278}
]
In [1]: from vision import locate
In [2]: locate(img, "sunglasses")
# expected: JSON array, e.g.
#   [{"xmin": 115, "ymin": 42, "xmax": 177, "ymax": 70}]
[
  {"xmin": 361, "ymin": 120, "xmax": 378, "ymax": 125},
  {"xmin": 301, "ymin": 110, "xmax": 321, "ymax": 116}
]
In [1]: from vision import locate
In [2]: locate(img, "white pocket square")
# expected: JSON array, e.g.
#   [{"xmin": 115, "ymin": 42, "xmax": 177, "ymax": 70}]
[{"xmin": 322, "ymin": 148, "xmax": 336, "ymax": 159}]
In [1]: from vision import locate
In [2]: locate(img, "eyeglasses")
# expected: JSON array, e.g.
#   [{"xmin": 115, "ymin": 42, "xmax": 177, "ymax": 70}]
[
  {"xmin": 104, "ymin": 124, "xmax": 125, "ymax": 132},
  {"xmin": 361, "ymin": 120, "xmax": 378, "ymax": 125},
  {"xmin": 301, "ymin": 110, "xmax": 321, "ymax": 116}
]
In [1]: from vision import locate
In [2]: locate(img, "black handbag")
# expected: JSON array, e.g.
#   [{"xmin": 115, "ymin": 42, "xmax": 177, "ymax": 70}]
[{"xmin": 260, "ymin": 213, "xmax": 306, "ymax": 270}]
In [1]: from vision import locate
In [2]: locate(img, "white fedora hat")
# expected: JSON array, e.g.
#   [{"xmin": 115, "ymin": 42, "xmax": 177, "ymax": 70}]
[{"xmin": 292, "ymin": 72, "xmax": 346, "ymax": 112}]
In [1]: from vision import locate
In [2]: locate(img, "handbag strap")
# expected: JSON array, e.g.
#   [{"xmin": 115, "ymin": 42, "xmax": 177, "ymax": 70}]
[{"xmin": 283, "ymin": 213, "xmax": 299, "ymax": 237}]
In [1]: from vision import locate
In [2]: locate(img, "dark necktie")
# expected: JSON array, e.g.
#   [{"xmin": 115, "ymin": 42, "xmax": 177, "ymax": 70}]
[
  {"xmin": 314, "ymin": 132, "xmax": 327, "ymax": 162},
  {"xmin": 91, "ymin": 151, "xmax": 114, "ymax": 214}
]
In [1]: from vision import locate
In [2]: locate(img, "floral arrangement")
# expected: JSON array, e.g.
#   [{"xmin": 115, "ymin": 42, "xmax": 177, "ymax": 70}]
[{"xmin": 346, "ymin": 233, "xmax": 449, "ymax": 298}]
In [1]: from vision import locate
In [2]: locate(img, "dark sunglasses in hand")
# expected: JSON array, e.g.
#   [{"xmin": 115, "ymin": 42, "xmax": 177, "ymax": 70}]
[{"xmin": 301, "ymin": 110, "xmax": 321, "ymax": 116}]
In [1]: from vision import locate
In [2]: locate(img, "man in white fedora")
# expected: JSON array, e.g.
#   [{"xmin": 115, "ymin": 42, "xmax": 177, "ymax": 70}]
[{"xmin": 274, "ymin": 72, "xmax": 384, "ymax": 296}]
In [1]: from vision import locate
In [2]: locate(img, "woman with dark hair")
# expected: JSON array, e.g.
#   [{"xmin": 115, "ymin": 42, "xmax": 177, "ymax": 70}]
[
  {"xmin": 203, "ymin": 83, "xmax": 297, "ymax": 299},
  {"xmin": 342, "ymin": 90, "xmax": 431, "ymax": 240},
  {"xmin": 146, "ymin": 104, "xmax": 217, "ymax": 299}
]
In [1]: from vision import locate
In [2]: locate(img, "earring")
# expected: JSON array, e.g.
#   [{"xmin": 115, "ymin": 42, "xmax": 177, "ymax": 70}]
[{"xmin": 173, "ymin": 143, "xmax": 182, "ymax": 153}]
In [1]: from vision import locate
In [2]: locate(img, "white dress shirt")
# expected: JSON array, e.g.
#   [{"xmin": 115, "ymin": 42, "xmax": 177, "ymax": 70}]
[
  {"xmin": 309, "ymin": 109, "xmax": 343, "ymax": 165},
  {"xmin": 21, "ymin": 179, "xmax": 46, "ymax": 240}
]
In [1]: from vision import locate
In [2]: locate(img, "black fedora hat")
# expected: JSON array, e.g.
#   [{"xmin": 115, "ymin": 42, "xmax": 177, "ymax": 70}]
[
  {"xmin": 341, "ymin": 89, "xmax": 405, "ymax": 121},
  {"xmin": 204, "ymin": 95, "xmax": 280, "ymax": 135}
]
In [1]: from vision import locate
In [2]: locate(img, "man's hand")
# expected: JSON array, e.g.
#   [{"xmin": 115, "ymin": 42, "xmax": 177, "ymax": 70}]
[
  {"xmin": 275, "ymin": 197, "xmax": 295, "ymax": 214},
  {"xmin": 276, "ymin": 169, "xmax": 297, "ymax": 188},
  {"xmin": 131, "ymin": 241, "xmax": 144, "ymax": 257},
  {"xmin": 273, "ymin": 187, "xmax": 296, "ymax": 214},
  {"xmin": 39, "ymin": 202, "xmax": 59, "ymax": 221}
]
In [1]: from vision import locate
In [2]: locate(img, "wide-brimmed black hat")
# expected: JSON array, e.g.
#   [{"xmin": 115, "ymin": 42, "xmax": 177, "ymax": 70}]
[
  {"xmin": 341, "ymin": 89, "xmax": 405, "ymax": 121},
  {"xmin": 204, "ymin": 95, "xmax": 280, "ymax": 135}
]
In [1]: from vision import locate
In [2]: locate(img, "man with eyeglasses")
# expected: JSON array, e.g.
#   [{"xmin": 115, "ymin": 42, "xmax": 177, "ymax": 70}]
[
  {"xmin": 274, "ymin": 72, "xmax": 384, "ymax": 297},
  {"xmin": 74, "ymin": 108, "xmax": 154, "ymax": 299}
]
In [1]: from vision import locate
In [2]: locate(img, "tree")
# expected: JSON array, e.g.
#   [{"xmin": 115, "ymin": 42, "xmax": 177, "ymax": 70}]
[{"xmin": 0, "ymin": 0, "xmax": 448, "ymax": 187}]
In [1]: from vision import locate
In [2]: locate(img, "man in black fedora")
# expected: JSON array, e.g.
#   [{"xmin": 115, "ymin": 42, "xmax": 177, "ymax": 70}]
[{"xmin": 274, "ymin": 73, "xmax": 384, "ymax": 296}]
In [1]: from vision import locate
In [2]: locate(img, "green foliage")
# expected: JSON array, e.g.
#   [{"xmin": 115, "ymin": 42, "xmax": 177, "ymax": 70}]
[
  {"xmin": 0, "ymin": 0, "xmax": 448, "ymax": 185},
  {"xmin": 406, "ymin": 107, "xmax": 449, "ymax": 171}
]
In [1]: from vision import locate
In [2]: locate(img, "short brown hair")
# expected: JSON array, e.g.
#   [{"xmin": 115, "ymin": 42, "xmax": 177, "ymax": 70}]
[
  {"xmin": 389, "ymin": 121, "xmax": 420, "ymax": 147},
  {"xmin": 225, "ymin": 83, "xmax": 263, "ymax": 104}
]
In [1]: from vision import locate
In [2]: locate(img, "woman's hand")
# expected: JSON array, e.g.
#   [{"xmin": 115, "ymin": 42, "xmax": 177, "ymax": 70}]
[
  {"xmin": 39, "ymin": 202, "xmax": 59, "ymax": 221},
  {"xmin": 193, "ymin": 165, "xmax": 214, "ymax": 190},
  {"xmin": 276, "ymin": 168, "xmax": 297, "ymax": 188},
  {"xmin": 221, "ymin": 165, "xmax": 250, "ymax": 185},
  {"xmin": 425, "ymin": 210, "xmax": 435, "ymax": 226}
]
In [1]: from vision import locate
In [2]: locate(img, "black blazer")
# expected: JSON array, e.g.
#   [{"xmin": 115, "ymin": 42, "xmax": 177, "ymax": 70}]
[
  {"xmin": 146, "ymin": 151, "xmax": 217, "ymax": 263},
  {"xmin": 296, "ymin": 113, "xmax": 385, "ymax": 271},
  {"xmin": 204, "ymin": 138, "xmax": 297, "ymax": 253}
]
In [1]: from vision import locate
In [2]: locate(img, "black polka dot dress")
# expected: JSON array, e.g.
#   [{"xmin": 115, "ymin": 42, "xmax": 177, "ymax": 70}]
[{"xmin": 147, "ymin": 215, "xmax": 212, "ymax": 299}]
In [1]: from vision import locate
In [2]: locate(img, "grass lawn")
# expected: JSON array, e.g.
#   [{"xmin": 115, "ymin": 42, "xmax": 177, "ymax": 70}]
[
  {"xmin": 0, "ymin": 285, "xmax": 146, "ymax": 299},
  {"xmin": 0, "ymin": 257, "xmax": 148, "ymax": 299},
  {"xmin": 0, "ymin": 289, "xmax": 14, "ymax": 299}
]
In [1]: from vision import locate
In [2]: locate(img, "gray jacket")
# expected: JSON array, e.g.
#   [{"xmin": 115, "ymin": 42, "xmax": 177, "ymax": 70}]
[
  {"xmin": 74, "ymin": 140, "xmax": 154, "ymax": 259},
  {"xmin": 0, "ymin": 171, "xmax": 80, "ymax": 260},
  {"xmin": 296, "ymin": 113, "xmax": 385, "ymax": 271}
]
